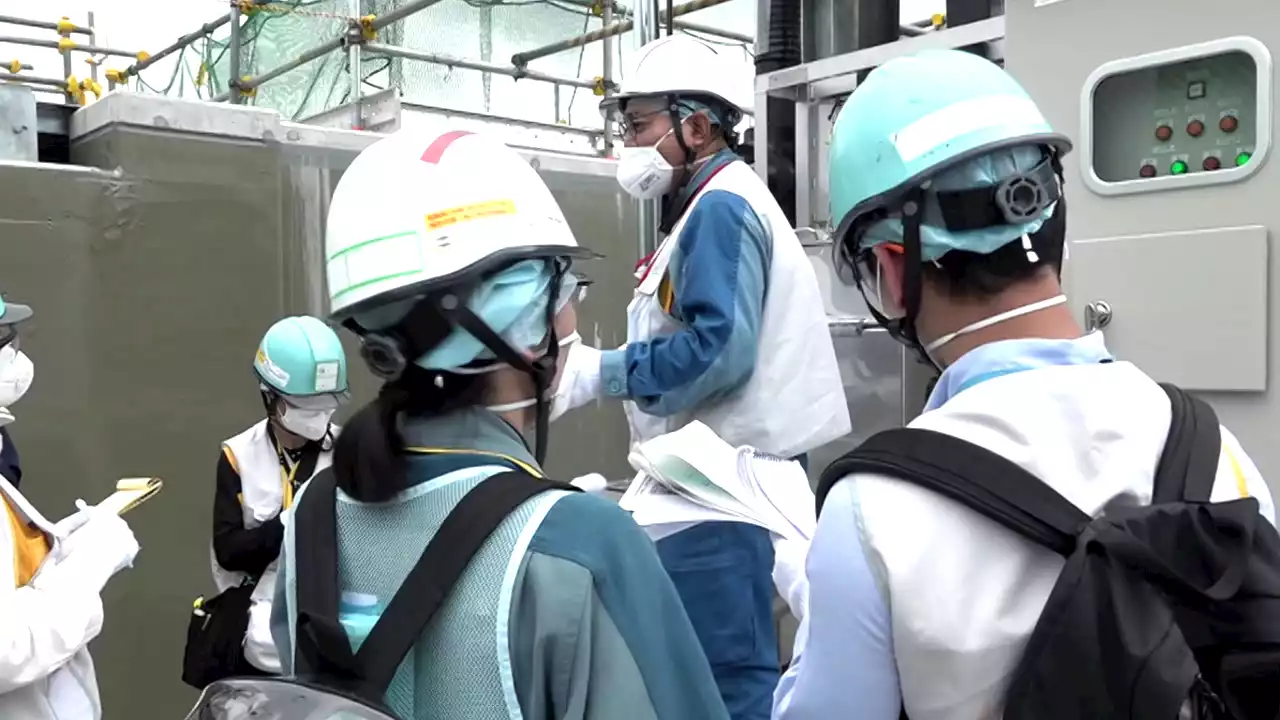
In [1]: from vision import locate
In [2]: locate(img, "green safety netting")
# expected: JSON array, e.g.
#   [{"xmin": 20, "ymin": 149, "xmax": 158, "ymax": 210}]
[{"xmin": 136, "ymin": 0, "xmax": 753, "ymax": 129}]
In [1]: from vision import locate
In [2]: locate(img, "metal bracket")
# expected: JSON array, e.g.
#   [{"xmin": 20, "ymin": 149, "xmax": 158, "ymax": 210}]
[{"xmin": 1083, "ymin": 300, "xmax": 1112, "ymax": 332}]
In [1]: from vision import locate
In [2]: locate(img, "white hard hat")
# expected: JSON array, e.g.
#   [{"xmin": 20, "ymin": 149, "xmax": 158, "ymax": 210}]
[
  {"xmin": 324, "ymin": 129, "xmax": 590, "ymax": 320},
  {"xmin": 599, "ymin": 34, "xmax": 748, "ymax": 126}
]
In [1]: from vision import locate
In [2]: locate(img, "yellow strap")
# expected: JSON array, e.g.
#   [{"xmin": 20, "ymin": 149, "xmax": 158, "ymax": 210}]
[
  {"xmin": 281, "ymin": 459, "xmax": 300, "ymax": 510},
  {"xmin": 1224, "ymin": 442, "xmax": 1250, "ymax": 499},
  {"xmin": 403, "ymin": 446, "xmax": 543, "ymax": 478},
  {"xmin": 222, "ymin": 445, "xmax": 239, "ymax": 474}
]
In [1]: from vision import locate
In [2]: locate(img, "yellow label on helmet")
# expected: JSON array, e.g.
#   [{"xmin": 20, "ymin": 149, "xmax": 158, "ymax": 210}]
[{"xmin": 425, "ymin": 199, "xmax": 516, "ymax": 232}]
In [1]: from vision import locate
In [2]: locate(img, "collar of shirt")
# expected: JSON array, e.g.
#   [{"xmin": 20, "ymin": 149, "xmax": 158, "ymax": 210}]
[{"xmin": 924, "ymin": 332, "xmax": 1114, "ymax": 412}]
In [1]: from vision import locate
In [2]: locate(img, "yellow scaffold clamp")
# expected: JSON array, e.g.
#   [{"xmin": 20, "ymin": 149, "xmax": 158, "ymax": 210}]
[
  {"xmin": 57, "ymin": 37, "xmax": 76, "ymax": 54},
  {"xmin": 197, "ymin": 63, "xmax": 208, "ymax": 87},
  {"xmin": 237, "ymin": 75, "xmax": 257, "ymax": 97},
  {"xmin": 931, "ymin": 13, "xmax": 945, "ymax": 28},
  {"xmin": 84, "ymin": 56, "xmax": 100, "ymax": 67},
  {"xmin": 105, "ymin": 68, "xmax": 125, "ymax": 84},
  {"xmin": 56, "ymin": 17, "xmax": 76, "ymax": 37},
  {"xmin": 135, "ymin": 50, "xmax": 151, "ymax": 64},
  {"xmin": 236, "ymin": 0, "xmax": 259, "ymax": 16},
  {"xmin": 359, "ymin": 15, "xmax": 377, "ymax": 41},
  {"xmin": 589, "ymin": 0, "xmax": 605, "ymax": 17},
  {"xmin": 7, "ymin": 60, "xmax": 21, "ymax": 75},
  {"xmin": 65, "ymin": 75, "xmax": 86, "ymax": 106},
  {"xmin": 592, "ymin": 76, "xmax": 607, "ymax": 97},
  {"xmin": 81, "ymin": 78, "xmax": 102, "ymax": 101}
]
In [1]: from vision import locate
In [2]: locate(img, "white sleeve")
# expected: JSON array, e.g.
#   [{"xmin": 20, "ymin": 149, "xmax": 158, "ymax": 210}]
[
  {"xmin": 0, "ymin": 529, "xmax": 104, "ymax": 692},
  {"xmin": 550, "ymin": 343, "xmax": 604, "ymax": 422}
]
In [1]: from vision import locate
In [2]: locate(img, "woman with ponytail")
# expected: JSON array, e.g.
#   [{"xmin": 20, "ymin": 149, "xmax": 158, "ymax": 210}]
[{"xmin": 266, "ymin": 129, "xmax": 728, "ymax": 720}]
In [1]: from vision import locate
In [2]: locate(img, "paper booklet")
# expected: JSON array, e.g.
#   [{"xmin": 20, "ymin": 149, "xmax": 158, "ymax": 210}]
[
  {"xmin": 620, "ymin": 422, "xmax": 817, "ymax": 543},
  {"xmin": 98, "ymin": 477, "xmax": 164, "ymax": 516}
]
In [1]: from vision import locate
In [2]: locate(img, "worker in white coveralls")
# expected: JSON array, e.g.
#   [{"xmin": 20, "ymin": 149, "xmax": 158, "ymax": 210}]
[
  {"xmin": 551, "ymin": 34, "xmax": 851, "ymax": 720},
  {"xmin": 257, "ymin": 129, "xmax": 728, "ymax": 720},
  {"xmin": 0, "ymin": 295, "xmax": 140, "ymax": 719},
  {"xmin": 771, "ymin": 50, "xmax": 1278, "ymax": 720},
  {"xmin": 210, "ymin": 316, "xmax": 348, "ymax": 675}
]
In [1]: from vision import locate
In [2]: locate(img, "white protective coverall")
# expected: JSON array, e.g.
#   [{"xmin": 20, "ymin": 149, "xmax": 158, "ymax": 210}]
[{"xmin": 0, "ymin": 475, "xmax": 137, "ymax": 720}]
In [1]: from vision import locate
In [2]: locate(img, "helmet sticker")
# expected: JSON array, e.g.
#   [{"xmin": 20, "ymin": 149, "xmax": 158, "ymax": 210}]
[
  {"xmin": 314, "ymin": 360, "xmax": 340, "ymax": 393},
  {"xmin": 425, "ymin": 199, "xmax": 517, "ymax": 232},
  {"xmin": 256, "ymin": 347, "xmax": 291, "ymax": 387},
  {"xmin": 891, "ymin": 94, "xmax": 1048, "ymax": 164}
]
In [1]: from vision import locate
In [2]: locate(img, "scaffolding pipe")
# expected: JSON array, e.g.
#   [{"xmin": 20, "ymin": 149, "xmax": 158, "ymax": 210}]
[
  {"xmin": 364, "ymin": 43, "xmax": 597, "ymax": 89},
  {"xmin": 214, "ymin": 36, "xmax": 345, "ymax": 101},
  {"xmin": 555, "ymin": 0, "xmax": 752, "ymax": 44},
  {"xmin": 228, "ymin": 8, "xmax": 242, "ymax": 104},
  {"xmin": 0, "ymin": 73, "xmax": 66, "ymax": 88},
  {"xmin": 124, "ymin": 13, "xmax": 234, "ymax": 78},
  {"xmin": 87, "ymin": 11, "xmax": 98, "ymax": 82},
  {"xmin": 511, "ymin": 0, "xmax": 734, "ymax": 66},
  {"xmin": 0, "ymin": 36, "xmax": 140, "ymax": 59},
  {"xmin": 349, "ymin": 0, "xmax": 362, "ymax": 106},
  {"xmin": 0, "ymin": 14, "xmax": 90, "ymax": 35},
  {"xmin": 369, "ymin": 0, "xmax": 449, "ymax": 31},
  {"xmin": 601, "ymin": 0, "xmax": 614, "ymax": 157}
]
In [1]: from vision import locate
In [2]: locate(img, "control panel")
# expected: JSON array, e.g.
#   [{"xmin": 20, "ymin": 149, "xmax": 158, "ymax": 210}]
[{"xmin": 1080, "ymin": 37, "xmax": 1272, "ymax": 196}]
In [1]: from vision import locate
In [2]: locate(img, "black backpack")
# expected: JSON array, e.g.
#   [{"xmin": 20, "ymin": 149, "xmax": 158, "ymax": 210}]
[
  {"xmin": 285, "ymin": 469, "xmax": 578, "ymax": 717},
  {"xmin": 816, "ymin": 383, "xmax": 1280, "ymax": 720}
]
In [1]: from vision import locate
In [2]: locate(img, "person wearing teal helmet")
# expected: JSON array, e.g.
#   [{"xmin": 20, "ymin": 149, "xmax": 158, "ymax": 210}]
[
  {"xmin": 770, "ymin": 50, "xmax": 1276, "ymax": 720},
  {"xmin": 206, "ymin": 315, "xmax": 350, "ymax": 679}
]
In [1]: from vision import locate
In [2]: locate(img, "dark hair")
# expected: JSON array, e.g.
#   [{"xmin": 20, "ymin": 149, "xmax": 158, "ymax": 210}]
[
  {"xmin": 332, "ymin": 367, "xmax": 487, "ymax": 502},
  {"xmin": 922, "ymin": 200, "xmax": 1066, "ymax": 300}
]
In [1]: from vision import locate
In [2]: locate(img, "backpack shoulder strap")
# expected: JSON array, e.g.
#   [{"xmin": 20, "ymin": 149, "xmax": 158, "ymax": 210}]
[
  {"xmin": 816, "ymin": 428, "xmax": 1088, "ymax": 556},
  {"xmin": 1153, "ymin": 383, "xmax": 1222, "ymax": 503},
  {"xmin": 354, "ymin": 471, "xmax": 578, "ymax": 695},
  {"xmin": 293, "ymin": 468, "xmax": 361, "ymax": 681}
]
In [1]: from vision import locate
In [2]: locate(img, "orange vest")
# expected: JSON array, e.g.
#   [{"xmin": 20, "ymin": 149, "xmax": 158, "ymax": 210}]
[{"xmin": 4, "ymin": 495, "xmax": 49, "ymax": 587}]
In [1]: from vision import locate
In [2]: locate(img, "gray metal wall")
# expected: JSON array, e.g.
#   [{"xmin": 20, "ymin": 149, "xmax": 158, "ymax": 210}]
[
  {"xmin": 0, "ymin": 98, "xmax": 635, "ymax": 719},
  {"xmin": 1005, "ymin": 0, "xmax": 1280, "ymax": 494}
]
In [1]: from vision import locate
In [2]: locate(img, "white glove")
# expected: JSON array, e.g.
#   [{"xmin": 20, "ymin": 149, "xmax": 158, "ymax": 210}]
[
  {"xmin": 569, "ymin": 473, "xmax": 609, "ymax": 495},
  {"xmin": 36, "ymin": 505, "xmax": 139, "ymax": 594},
  {"xmin": 550, "ymin": 342, "xmax": 604, "ymax": 422},
  {"xmin": 772, "ymin": 535, "xmax": 811, "ymax": 622}
]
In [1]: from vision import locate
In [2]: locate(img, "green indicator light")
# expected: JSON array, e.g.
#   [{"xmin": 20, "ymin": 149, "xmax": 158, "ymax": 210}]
[
  {"xmin": 1236, "ymin": 151, "xmax": 1252, "ymax": 167},
  {"xmin": 1170, "ymin": 160, "xmax": 1189, "ymax": 175}
]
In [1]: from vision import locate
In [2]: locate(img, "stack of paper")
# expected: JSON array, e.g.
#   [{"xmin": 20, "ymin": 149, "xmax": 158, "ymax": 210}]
[
  {"xmin": 98, "ymin": 477, "xmax": 164, "ymax": 516},
  {"xmin": 619, "ymin": 422, "xmax": 817, "ymax": 543}
]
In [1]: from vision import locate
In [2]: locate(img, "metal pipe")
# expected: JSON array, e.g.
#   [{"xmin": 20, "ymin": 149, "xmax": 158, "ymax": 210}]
[
  {"xmin": 87, "ymin": 11, "xmax": 98, "ymax": 82},
  {"xmin": 0, "ymin": 14, "xmax": 90, "ymax": 35},
  {"xmin": 214, "ymin": 36, "xmax": 345, "ymax": 101},
  {"xmin": 228, "ymin": 7, "xmax": 242, "ymax": 104},
  {"xmin": 368, "ymin": 0, "xmax": 448, "ymax": 31},
  {"xmin": 632, "ymin": 0, "xmax": 661, "ymax": 259},
  {"xmin": 364, "ymin": 43, "xmax": 598, "ymax": 89},
  {"xmin": 555, "ymin": 0, "xmax": 752, "ymax": 44},
  {"xmin": 348, "ymin": 0, "xmax": 362, "ymax": 105},
  {"xmin": 0, "ymin": 36, "xmax": 141, "ymax": 60},
  {"xmin": 511, "ymin": 0, "xmax": 734, "ymax": 66},
  {"xmin": 125, "ymin": 13, "xmax": 233, "ymax": 78},
  {"xmin": 601, "ymin": 0, "xmax": 614, "ymax": 157},
  {"xmin": 61, "ymin": 40, "xmax": 72, "ymax": 102},
  {"xmin": 0, "ymin": 73, "xmax": 66, "ymax": 88},
  {"xmin": 401, "ymin": 100, "xmax": 602, "ymax": 139}
]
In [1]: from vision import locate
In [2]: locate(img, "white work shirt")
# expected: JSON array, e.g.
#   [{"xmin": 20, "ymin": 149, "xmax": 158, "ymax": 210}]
[{"xmin": 774, "ymin": 334, "xmax": 1277, "ymax": 720}]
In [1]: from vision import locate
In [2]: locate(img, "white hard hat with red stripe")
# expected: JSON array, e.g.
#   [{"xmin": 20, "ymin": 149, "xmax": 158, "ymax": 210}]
[{"xmin": 325, "ymin": 129, "xmax": 590, "ymax": 321}]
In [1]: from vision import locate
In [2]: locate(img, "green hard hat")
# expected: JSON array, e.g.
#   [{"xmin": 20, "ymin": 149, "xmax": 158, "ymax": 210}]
[
  {"xmin": 253, "ymin": 316, "xmax": 348, "ymax": 404},
  {"xmin": 828, "ymin": 49, "xmax": 1072, "ymax": 262}
]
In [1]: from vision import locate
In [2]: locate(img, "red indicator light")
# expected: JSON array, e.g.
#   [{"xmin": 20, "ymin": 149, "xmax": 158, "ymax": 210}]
[
  {"xmin": 1202, "ymin": 156, "xmax": 1221, "ymax": 171},
  {"xmin": 1187, "ymin": 119, "xmax": 1205, "ymax": 137},
  {"xmin": 1155, "ymin": 125, "xmax": 1174, "ymax": 142},
  {"xmin": 1139, "ymin": 164, "xmax": 1157, "ymax": 178},
  {"xmin": 1219, "ymin": 115, "xmax": 1239, "ymax": 133}
]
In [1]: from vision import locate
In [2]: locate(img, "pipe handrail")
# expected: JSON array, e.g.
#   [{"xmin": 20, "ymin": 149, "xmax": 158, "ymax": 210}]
[
  {"xmin": 510, "ymin": 0, "xmax": 734, "ymax": 67},
  {"xmin": 364, "ymin": 43, "xmax": 599, "ymax": 90}
]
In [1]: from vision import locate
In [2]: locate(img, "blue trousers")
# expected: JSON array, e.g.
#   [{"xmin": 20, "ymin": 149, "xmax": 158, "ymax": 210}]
[{"xmin": 656, "ymin": 521, "xmax": 780, "ymax": 720}]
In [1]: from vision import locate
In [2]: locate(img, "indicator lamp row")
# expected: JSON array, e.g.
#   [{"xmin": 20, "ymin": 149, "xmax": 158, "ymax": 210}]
[
  {"xmin": 1154, "ymin": 114, "xmax": 1239, "ymax": 141},
  {"xmin": 1139, "ymin": 151, "xmax": 1250, "ymax": 178}
]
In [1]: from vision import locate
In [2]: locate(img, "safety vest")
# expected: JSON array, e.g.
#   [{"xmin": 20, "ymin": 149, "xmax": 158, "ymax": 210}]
[
  {"xmin": 625, "ymin": 159, "xmax": 851, "ymax": 458},
  {"xmin": 214, "ymin": 419, "xmax": 335, "ymax": 673}
]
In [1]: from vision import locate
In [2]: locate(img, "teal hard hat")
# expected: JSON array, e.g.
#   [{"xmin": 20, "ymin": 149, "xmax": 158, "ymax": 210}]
[
  {"xmin": 0, "ymin": 297, "xmax": 32, "ymax": 327},
  {"xmin": 828, "ymin": 49, "xmax": 1072, "ymax": 263},
  {"xmin": 253, "ymin": 316, "xmax": 349, "ymax": 405}
]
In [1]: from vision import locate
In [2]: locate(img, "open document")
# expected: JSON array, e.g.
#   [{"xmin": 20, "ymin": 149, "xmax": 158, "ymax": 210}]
[
  {"xmin": 97, "ymin": 477, "xmax": 164, "ymax": 516},
  {"xmin": 619, "ymin": 422, "xmax": 817, "ymax": 543}
]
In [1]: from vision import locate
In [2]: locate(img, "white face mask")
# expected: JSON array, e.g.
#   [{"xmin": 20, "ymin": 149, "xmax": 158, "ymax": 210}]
[
  {"xmin": 616, "ymin": 129, "xmax": 676, "ymax": 200},
  {"xmin": 278, "ymin": 405, "xmax": 334, "ymax": 441},
  {"xmin": 488, "ymin": 330, "xmax": 582, "ymax": 416},
  {"xmin": 922, "ymin": 294, "xmax": 1069, "ymax": 358},
  {"xmin": 0, "ymin": 345, "xmax": 34, "ymax": 409}
]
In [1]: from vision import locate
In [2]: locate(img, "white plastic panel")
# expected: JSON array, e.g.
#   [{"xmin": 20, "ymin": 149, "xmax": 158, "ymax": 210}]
[
  {"xmin": 1066, "ymin": 225, "xmax": 1268, "ymax": 391},
  {"xmin": 1080, "ymin": 37, "xmax": 1273, "ymax": 196}
]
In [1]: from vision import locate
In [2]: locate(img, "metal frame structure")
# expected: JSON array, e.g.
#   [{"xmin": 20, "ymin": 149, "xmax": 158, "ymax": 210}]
[
  {"xmin": 0, "ymin": 1, "xmax": 753, "ymax": 159},
  {"xmin": 753, "ymin": 15, "xmax": 1007, "ymax": 229}
]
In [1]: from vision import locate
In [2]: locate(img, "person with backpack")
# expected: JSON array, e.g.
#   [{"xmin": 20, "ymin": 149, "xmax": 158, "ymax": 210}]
[
  {"xmin": 264, "ymin": 129, "xmax": 727, "ymax": 720},
  {"xmin": 771, "ymin": 49, "xmax": 1280, "ymax": 720},
  {"xmin": 200, "ymin": 316, "xmax": 348, "ymax": 680}
]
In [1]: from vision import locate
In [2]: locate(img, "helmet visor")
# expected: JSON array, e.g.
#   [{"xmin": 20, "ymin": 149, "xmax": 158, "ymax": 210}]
[{"xmin": 278, "ymin": 391, "xmax": 346, "ymax": 412}]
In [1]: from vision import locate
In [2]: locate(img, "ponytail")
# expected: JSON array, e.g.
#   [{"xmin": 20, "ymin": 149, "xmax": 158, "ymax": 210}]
[{"xmin": 332, "ymin": 366, "xmax": 486, "ymax": 502}]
